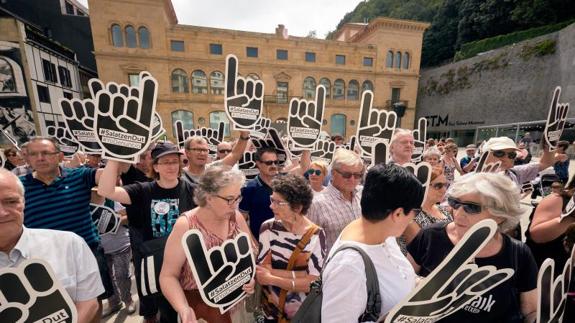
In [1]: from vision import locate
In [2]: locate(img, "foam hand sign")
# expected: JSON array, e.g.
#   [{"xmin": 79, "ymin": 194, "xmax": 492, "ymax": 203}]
[
  {"xmin": 560, "ymin": 194, "xmax": 575, "ymax": 222},
  {"xmin": 90, "ymin": 204, "xmax": 121, "ymax": 236},
  {"xmin": 371, "ymin": 141, "xmax": 389, "ymax": 167},
  {"xmin": 356, "ymin": 91, "xmax": 397, "ymax": 158},
  {"xmin": 311, "ymin": 139, "xmax": 336, "ymax": 164},
  {"xmin": 151, "ymin": 112, "xmax": 165, "ymax": 141},
  {"xmin": 385, "ymin": 220, "xmax": 514, "ymax": 323},
  {"xmin": 252, "ymin": 128, "xmax": 289, "ymax": 167},
  {"xmin": 287, "ymin": 85, "xmax": 325, "ymax": 149},
  {"xmin": 250, "ymin": 117, "xmax": 271, "ymax": 139},
  {"xmin": 59, "ymin": 92, "xmax": 101, "ymax": 152},
  {"xmin": 174, "ymin": 120, "xmax": 192, "ymax": 150},
  {"xmin": 404, "ymin": 162, "xmax": 432, "ymax": 202},
  {"xmin": 46, "ymin": 123, "xmax": 79, "ymax": 157},
  {"xmin": 238, "ymin": 151, "xmax": 258, "ymax": 179},
  {"xmin": 225, "ymin": 55, "xmax": 264, "ymax": 130},
  {"xmin": 536, "ymin": 247, "xmax": 574, "ymax": 323},
  {"xmin": 412, "ymin": 118, "xmax": 427, "ymax": 163},
  {"xmin": 343, "ymin": 136, "xmax": 357, "ymax": 152},
  {"xmin": 93, "ymin": 72, "xmax": 157, "ymax": 163},
  {"xmin": 542, "ymin": 86, "xmax": 569, "ymax": 152},
  {"xmin": 520, "ymin": 182, "xmax": 534, "ymax": 195},
  {"xmin": 475, "ymin": 151, "xmax": 501, "ymax": 173},
  {"xmin": 1, "ymin": 129, "xmax": 20, "ymax": 150},
  {"xmin": 182, "ymin": 230, "xmax": 255, "ymax": 313},
  {"xmin": 0, "ymin": 259, "xmax": 77, "ymax": 323}
]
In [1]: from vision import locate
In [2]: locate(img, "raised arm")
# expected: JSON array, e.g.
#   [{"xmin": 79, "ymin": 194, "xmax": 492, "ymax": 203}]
[
  {"xmin": 223, "ymin": 130, "xmax": 250, "ymax": 167},
  {"xmin": 97, "ymin": 160, "xmax": 132, "ymax": 204}
]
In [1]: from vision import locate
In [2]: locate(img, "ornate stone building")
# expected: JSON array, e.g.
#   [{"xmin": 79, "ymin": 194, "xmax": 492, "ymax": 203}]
[{"xmin": 88, "ymin": 0, "xmax": 428, "ymax": 139}]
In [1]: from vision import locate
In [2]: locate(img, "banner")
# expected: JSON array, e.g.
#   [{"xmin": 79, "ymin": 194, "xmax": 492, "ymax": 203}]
[{"xmin": 224, "ymin": 55, "xmax": 264, "ymax": 130}]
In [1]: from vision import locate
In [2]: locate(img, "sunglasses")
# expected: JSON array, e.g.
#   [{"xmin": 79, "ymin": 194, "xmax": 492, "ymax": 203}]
[
  {"xmin": 335, "ymin": 169, "xmax": 363, "ymax": 179},
  {"xmin": 447, "ymin": 196, "xmax": 483, "ymax": 214},
  {"xmin": 261, "ymin": 160, "xmax": 280, "ymax": 166},
  {"xmin": 492, "ymin": 150, "xmax": 517, "ymax": 159},
  {"xmin": 306, "ymin": 169, "xmax": 322, "ymax": 176},
  {"xmin": 218, "ymin": 149, "xmax": 232, "ymax": 154},
  {"xmin": 431, "ymin": 182, "xmax": 448, "ymax": 190}
]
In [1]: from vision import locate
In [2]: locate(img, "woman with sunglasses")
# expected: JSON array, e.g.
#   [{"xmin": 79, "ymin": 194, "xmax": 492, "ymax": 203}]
[
  {"xmin": 2, "ymin": 147, "xmax": 23, "ymax": 171},
  {"xmin": 160, "ymin": 166, "xmax": 256, "ymax": 323},
  {"xmin": 407, "ymin": 172, "xmax": 538, "ymax": 323},
  {"xmin": 256, "ymin": 174, "xmax": 326, "ymax": 322},
  {"xmin": 305, "ymin": 160, "xmax": 328, "ymax": 193}
]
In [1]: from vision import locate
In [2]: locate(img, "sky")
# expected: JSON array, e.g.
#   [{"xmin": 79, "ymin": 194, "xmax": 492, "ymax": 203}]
[{"xmin": 77, "ymin": 0, "xmax": 365, "ymax": 38}]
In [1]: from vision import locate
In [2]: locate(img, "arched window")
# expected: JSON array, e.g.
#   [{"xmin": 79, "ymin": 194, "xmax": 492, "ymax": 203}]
[
  {"xmin": 192, "ymin": 70, "xmax": 208, "ymax": 94},
  {"xmin": 0, "ymin": 58, "xmax": 16, "ymax": 93},
  {"xmin": 319, "ymin": 78, "xmax": 331, "ymax": 99},
  {"xmin": 347, "ymin": 80, "xmax": 359, "ymax": 100},
  {"xmin": 138, "ymin": 26, "xmax": 150, "ymax": 49},
  {"xmin": 303, "ymin": 77, "xmax": 316, "ymax": 99},
  {"xmin": 125, "ymin": 25, "xmax": 137, "ymax": 48},
  {"xmin": 210, "ymin": 71, "xmax": 224, "ymax": 95},
  {"xmin": 331, "ymin": 114, "xmax": 346, "ymax": 137},
  {"xmin": 395, "ymin": 51, "xmax": 402, "ymax": 69},
  {"xmin": 111, "ymin": 24, "xmax": 123, "ymax": 47},
  {"xmin": 209, "ymin": 111, "xmax": 230, "ymax": 136},
  {"xmin": 386, "ymin": 50, "xmax": 393, "ymax": 68},
  {"xmin": 333, "ymin": 79, "xmax": 345, "ymax": 100},
  {"xmin": 171, "ymin": 69, "xmax": 189, "ymax": 93},
  {"xmin": 171, "ymin": 110, "xmax": 193, "ymax": 137},
  {"xmin": 403, "ymin": 52, "xmax": 410, "ymax": 69},
  {"xmin": 362, "ymin": 80, "xmax": 374, "ymax": 93},
  {"xmin": 246, "ymin": 73, "xmax": 260, "ymax": 80}
]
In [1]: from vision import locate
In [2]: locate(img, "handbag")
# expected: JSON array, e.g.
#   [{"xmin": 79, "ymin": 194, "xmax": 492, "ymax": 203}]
[
  {"xmin": 136, "ymin": 236, "xmax": 167, "ymax": 297},
  {"xmin": 291, "ymin": 244, "xmax": 382, "ymax": 323}
]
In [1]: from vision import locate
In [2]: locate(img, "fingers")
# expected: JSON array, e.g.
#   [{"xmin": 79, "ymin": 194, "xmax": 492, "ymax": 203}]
[
  {"xmin": 184, "ymin": 230, "xmax": 212, "ymax": 283},
  {"xmin": 268, "ymin": 128, "xmax": 283, "ymax": 148},
  {"xmin": 314, "ymin": 85, "xmax": 326, "ymax": 121},
  {"xmin": 417, "ymin": 117, "xmax": 427, "ymax": 141},
  {"xmin": 387, "ymin": 111, "xmax": 398, "ymax": 129},
  {"xmin": 138, "ymin": 76, "xmax": 158, "ymax": 124},
  {"xmin": 549, "ymin": 86, "xmax": 561, "ymax": 122},
  {"xmin": 373, "ymin": 142, "xmax": 388, "ymax": 165},
  {"xmin": 538, "ymin": 259, "xmax": 554, "ymax": 322},
  {"xmin": 475, "ymin": 151, "xmax": 489, "ymax": 173},
  {"xmin": 60, "ymin": 99, "xmax": 75, "ymax": 118},
  {"xmin": 298, "ymin": 100, "xmax": 307, "ymax": 118},
  {"xmin": 245, "ymin": 80, "xmax": 254, "ymax": 98},
  {"xmin": 217, "ymin": 122, "xmax": 225, "ymax": 142},
  {"xmin": 96, "ymin": 91, "xmax": 112, "ymax": 114},
  {"xmin": 175, "ymin": 121, "xmax": 185, "ymax": 147},
  {"xmin": 88, "ymin": 78, "xmax": 104, "ymax": 99},
  {"xmin": 0, "ymin": 272, "xmax": 30, "ymax": 303},
  {"xmin": 289, "ymin": 99, "xmax": 299, "ymax": 116},
  {"xmin": 359, "ymin": 91, "xmax": 374, "ymax": 128},
  {"xmin": 225, "ymin": 54, "xmax": 238, "ymax": 98},
  {"xmin": 254, "ymin": 81, "xmax": 264, "ymax": 99}
]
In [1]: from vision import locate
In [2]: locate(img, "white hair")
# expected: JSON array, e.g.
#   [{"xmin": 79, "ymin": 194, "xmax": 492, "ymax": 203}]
[
  {"xmin": 390, "ymin": 128, "xmax": 413, "ymax": 145},
  {"xmin": 0, "ymin": 168, "xmax": 24, "ymax": 196},
  {"xmin": 331, "ymin": 148, "xmax": 363, "ymax": 170},
  {"xmin": 422, "ymin": 147, "xmax": 442, "ymax": 159}
]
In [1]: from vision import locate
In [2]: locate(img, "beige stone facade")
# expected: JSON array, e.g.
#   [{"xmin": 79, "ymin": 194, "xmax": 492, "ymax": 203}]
[{"xmin": 88, "ymin": 0, "xmax": 429, "ymax": 140}]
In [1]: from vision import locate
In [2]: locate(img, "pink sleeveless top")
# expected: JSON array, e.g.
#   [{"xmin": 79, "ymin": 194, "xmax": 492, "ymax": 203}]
[{"xmin": 179, "ymin": 211, "xmax": 242, "ymax": 290}]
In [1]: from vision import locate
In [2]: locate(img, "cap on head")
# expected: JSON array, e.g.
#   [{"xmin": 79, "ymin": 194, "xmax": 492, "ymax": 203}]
[
  {"xmin": 151, "ymin": 142, "xmax": 182, "ymax": 162},
  {"xmin": 483, "ymin": 137, "xmax": 518, "ymax": 151}
]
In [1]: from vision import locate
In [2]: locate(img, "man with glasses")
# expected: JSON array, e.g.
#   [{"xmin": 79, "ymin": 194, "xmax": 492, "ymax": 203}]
[
  {"xmin": 307, "ymin": 148, "xmax": 364, "ymax": 252},
  {"xmin": 216, "ymin": 141, "xmax": 233, "ymax": 160}
]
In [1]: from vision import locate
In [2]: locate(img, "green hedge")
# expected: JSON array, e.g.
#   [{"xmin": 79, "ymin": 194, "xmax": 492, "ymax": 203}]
[{"xmin": 454, "ymin": 19, "xmax": 575, "ymax": 61}]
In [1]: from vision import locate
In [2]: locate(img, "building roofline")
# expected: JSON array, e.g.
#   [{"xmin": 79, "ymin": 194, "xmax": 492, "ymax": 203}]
[
  {"xmin": 335, "ymin": 17, "xmax": 430, "ymax": 42},
  {"xmin": 164, "ymin": 0, "xmax": 178, "ymax": 25}
]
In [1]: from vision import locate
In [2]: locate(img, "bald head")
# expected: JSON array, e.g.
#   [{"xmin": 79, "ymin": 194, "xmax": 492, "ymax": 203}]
[{"xmin": 0, "ymin": 168, "xmax": 24, "ymax": 196}]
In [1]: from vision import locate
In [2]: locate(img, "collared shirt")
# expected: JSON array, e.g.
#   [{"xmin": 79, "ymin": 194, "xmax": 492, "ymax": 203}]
[
  {"xmin": 506, "ymin": 162, "xmax": 540, "ymax": 186},
  {"xmin": 11, "ymin": 164, "xmax": 33, "ymax": 176},
  {"xmin": 0, "ymin": 227, "xmax": 104, "ymax": 302},
  {"xmin": 239, "ymin": 175, "xmax": 273, "ymax": 240},
  {"xmin": 307, "ymin": 183, "xmax": 363, "ymax": 252}
]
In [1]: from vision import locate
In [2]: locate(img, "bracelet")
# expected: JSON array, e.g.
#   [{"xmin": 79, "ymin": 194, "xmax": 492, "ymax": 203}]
[
  {"xmin": 291, "ymin": 271, "xmax": 296, "ymax": 279},
  {"xmin": 291, "ymin": 279, "xmax": 295, "ymax": 290}
]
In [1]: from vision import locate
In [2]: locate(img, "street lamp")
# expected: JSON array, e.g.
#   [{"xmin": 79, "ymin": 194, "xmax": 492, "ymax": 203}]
[{"xmin": 392, "ymin": 102, "xmax": 406, "ymax": 128}]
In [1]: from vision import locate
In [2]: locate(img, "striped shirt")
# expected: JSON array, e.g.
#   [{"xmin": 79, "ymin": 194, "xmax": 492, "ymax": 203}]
[{"xmin": 20, "ymin": 167, "xmax": 100, "ymax": 247}]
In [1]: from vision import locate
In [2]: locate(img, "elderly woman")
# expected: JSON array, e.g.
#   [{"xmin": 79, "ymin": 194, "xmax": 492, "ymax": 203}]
[
  {"xmin": 321, "ymin": 164, "xmax": 423, "ymax": 321},
  {"xmin": 160, "ymin": 166, "xmax": 255, "ymax": 323},
  {"xmin": 256, "ymin": 174, "xmax": 326, "ymax": 322},
  {"xmin": 305, "ymin": 160, "xmax": 328, "ymax": 193},
  {"xmin": 407, "ymin": 172, "xmax": 538, "ymax": 322}
]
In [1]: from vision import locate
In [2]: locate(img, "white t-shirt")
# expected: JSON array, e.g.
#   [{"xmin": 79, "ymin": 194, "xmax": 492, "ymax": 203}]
[{"xmin": 321, "ymin": 236, "xmax": 416, "ymax": 322}]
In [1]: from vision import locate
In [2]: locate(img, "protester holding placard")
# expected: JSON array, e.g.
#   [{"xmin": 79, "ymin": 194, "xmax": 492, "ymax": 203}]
[
  {"xmin": 389, "ymin": 128, "xmax": 415, "ymax": 166},
  {"xmin": 407, "ymin": 172, "xmax": 538, "ymax": 322},
  {"xmin": 321, "ymin": 164, "xmax": 422, "ymax": 321},
  {"xmin": 160, "ymin": 166, "xmax": 255, "ymax": 323},
  {"xmin": 256, "ymin": 174, "xmax": 326, "ymax": 322}
]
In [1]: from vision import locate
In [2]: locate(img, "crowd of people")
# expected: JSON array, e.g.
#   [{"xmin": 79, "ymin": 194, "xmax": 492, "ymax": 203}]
[{"xmin": 1, "ymin": 128, "xmax": 575, "ymax": 323}]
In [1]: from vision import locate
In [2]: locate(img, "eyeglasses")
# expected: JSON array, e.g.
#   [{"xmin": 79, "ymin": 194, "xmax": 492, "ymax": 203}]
[
  {"xmin": 431, "ymin": 182, "xmax": 448, "ymax": 190},
  {"xmin": 492, "ymin": 150, "xmax": 517, "ymax": 159},
  {"xmin": 335, "ymin": 169, "xmax": 363, "ymax": 179},
  {"xmin": 215, "ymin": 194, "xmax": 243, "ymax": 206},
  {"xmin": 260, "ymin": 160, "xmax": 280, "ymax": 166},
  {"xmin": 156, "ymin": 161, "xmax": 180, "ymax": 166},
  {"xmin": 188, "ymin": 148, "xmax": 209, "ymax": 153},
  {"xmin": 447, "ymin": 196, "xmax": 483, "ymax": 214},
  {"xmin": 270, "ymin": 196, "xmax": 290, "ymax": 207},
  {"xmin": 306, "ymin": 169, "xmax": 322, "ymax": 176},
  {"xmin": 218, "ymin": 149, "xmax": 232, "ymax": 154},
  {"xmin": 28, "ymin": 151, "xmax": 60, "ymax": 158}
]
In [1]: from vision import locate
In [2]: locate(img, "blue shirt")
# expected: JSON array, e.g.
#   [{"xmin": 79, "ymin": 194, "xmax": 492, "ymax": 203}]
[
  {"xmin": 20, "ymin": 167, "xmax": 100, "ymax": 247},
  {"xmin": 239, "ymin": 175, "xmax": 273, "ymax": 240}
]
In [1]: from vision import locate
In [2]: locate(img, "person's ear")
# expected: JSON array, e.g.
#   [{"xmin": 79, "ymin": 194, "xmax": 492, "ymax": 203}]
[
  {"xmin": 390, "ymin": 208, "xmax": 404, "ymax": 223},
  {"xmin": 291, "ymin": 204, "xmax": 303, "ymax": 215}
]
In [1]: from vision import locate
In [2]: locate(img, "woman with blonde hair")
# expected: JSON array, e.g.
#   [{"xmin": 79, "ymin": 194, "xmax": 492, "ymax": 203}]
[{"xmin": 305, "ymin": 160, "xmax": 328, "ymax": 193}]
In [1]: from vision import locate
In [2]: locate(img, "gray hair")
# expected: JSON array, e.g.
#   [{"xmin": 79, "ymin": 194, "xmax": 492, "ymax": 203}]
[
  {"xmin": 390, "ymin": 128, "xmax": 413, "ymax": 145},
  {"xmin": 448, "ymin": 172, "xmax": 523, "ymax": 232},
  {"xmin": 184, "ymin": 136, "xmax": 208, "ymax": 150},
  {"xmin": 331, "ymin": 148, "xmax": 363, "ymax": 171},
  {"xmin": 194, "ymin": 166, "xmax": 246, "ymax": 207},
  {"xmin": 422, "ymin": 147, "xmax": 442, "ymax": 160},
  {"xmin": 0, "ymin": 168, "xmax": 24, "ymax": 196}
]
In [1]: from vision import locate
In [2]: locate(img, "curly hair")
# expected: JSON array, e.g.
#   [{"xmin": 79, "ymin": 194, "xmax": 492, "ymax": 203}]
[{"xmin": 271, "ymin": 174, "xmax": 313, "ymax": 215}]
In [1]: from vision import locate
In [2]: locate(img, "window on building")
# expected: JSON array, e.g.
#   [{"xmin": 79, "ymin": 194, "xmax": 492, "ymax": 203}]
[
  {"xmin": 138, "ymin": 27, "xmax": 150, "ymax": 49},
  {"xmin": 303, "ymin": 77, "xmax": 316, "ymax": 99},
  {"xmin": 333, "ymin": 79, "xmax": 345, "ymax": 100},
  {"xmin": 363, "ymin": 57, "xmax": 373, "ymax": 67},
  {"xmin": 347, "ymin": 80, "xmax": 359, "ymax": 100},
  {"xmin": 331, "ymin": 114, "xmax": 346, "ymax": 137},
  {"xmin": 246, "ymin": 47, "xmax": 258, "ymax": 58},
  {"xmin": 171, "ymin": 40, "xmax": 184, "ymax": 52},
  {"xmin": 171, "ymin": 110, "xmax": 194, "ymax": 137},
  {"xmin": 386, "ymin": 50, "xmax": 393, "ymax": 68},
  {"xmin": 395, "ymin": 51, "xmax": 402, "ymax": 69},
  {"xmin": 305, "ymin": 52, "xmax": 316, "ymax": 62},
  {"xmin": 210, "ymin": 71, "xmax": 224, "ymax": 95},
  {"xmin": 37, "ymin": 85, "xmax": 50, "ymax": 103},
  {"xmin": 125, "ymin": 26, "xmax": 137, "ymax": 48},
  {"xmin": 171, "ymin": 69, "xmax": 189, "ymax": 93},
  {"xmin": 65, "ymin": 1, "xmax": 74, "ymax": 15},
  {"xmin": 58, "ymin": 66, "xmax": 72, "ymax": 88},
  {"xmin": 209, "ymin": 111, "xmax": 230, "ymax": 136},
  {"xmin": 210, "ymin": 44, "xmax": 222, "ymax": 55},
  {"xmin": 63, "ymin": 91, "xmax": 73, "ymax": 99},
  {"xmin": 111, "ymin": 24, "xmax": 123, "ymax": 47},
  {"xmin": 391, "ymin": 87, "xmax": 401, "ymax": 103},
  {"xmin": 362, "ymin": 80, "xmax": 374, "ymax": 93},
  {"xmin": 335, "ymin": 55, "xmax": 346, "ymax": 65},
  {"xmin": 192, "ymin": 70, "xmax": 208, "ymax": 94},
  {"xmin": 277, "ymin": 49, "xmax": 288, "ymax": 60},
  {"xmin": 128, "ymin": 73, "xmax": 140, "ymax": 86},
  {"xmin": 403, "ymin": 52, "xmax": 410, "ymax": 69},
  {"xmin": 42, "ymin": 59, "xmax": 58, "ymax": 83},
  {"xmin": 0, "ymin": 58, "xmax": 16, "ymax": 93},
  {"xmin": 277, "ymin": 82, "xmax": 288, "ymax": 104},
  {"xmin": 319, "ymin": 78, "xmax": 331, "ymax": 99}
]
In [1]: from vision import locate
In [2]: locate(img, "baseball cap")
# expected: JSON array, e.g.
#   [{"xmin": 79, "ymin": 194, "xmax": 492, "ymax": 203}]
[
  {"xmin": 151, "ymin": 142, "xmax": 182, "ymax": 161},
  {"xmin": 483, "ymin": 137, "xmax": 518, "ymax": 151}
]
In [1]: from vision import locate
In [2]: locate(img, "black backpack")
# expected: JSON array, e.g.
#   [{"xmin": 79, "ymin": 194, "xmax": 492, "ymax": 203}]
[{"xmin": 292, "ymin": 244, "xmax": 382, "ymax": 322}]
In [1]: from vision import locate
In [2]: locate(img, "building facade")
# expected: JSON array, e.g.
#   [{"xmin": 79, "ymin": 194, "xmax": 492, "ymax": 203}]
[{"xmin": 88, "ymin": 0, "xmax": 429, "ymax": 139}]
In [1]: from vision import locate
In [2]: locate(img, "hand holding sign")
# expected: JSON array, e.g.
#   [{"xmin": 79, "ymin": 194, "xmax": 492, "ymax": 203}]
[
  {"xmin": 0, "ymin": 259, "xmax": 77, "ymax": 323},
  {"xmin": 542, "ymin": 87, "xmax": 569, "ymax": 152},
  {"xmin": 412, "ymin": 118, "xmax": 427, "ymax": 163},
  {"xmin": 536, "ymin": 247, "xmax": 574, "ymax": 323},
  {"xmin": 90, "ymin": 204, "xmax": 121, "ymax": 236},
  {"xmin": 287, "ymin": 85, "xmax": 325, "ymax": 149},
  {"xmin": 356, "ymin": 91, "xmax": 397, "ymax": 157},
  {"xmin": 182, "ymin": 230, "xmax": 255, "ymax": 313},
  {"xmin": 225, "ymin": 55, "xmax": 264, "ymax": 130},
  {"xmin": 46, "ymin": 123, "xmax": 79, "ymax": 157},
  {"xmin": 59, "ymin": 93, "xmax": 101, "ymax": 152},
  {"xmin": 475, "ymin": 151, "xmax": 501, "ymax": 173}
]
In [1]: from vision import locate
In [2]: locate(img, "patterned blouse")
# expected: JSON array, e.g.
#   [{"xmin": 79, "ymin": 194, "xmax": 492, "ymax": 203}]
[
  {"xmin": 257, "ymin": 219, "xmax": 327, "ymax": 320},
  {"xmin": 398, "ymin": 206, "xmax": 453, "ymax": 254}
]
